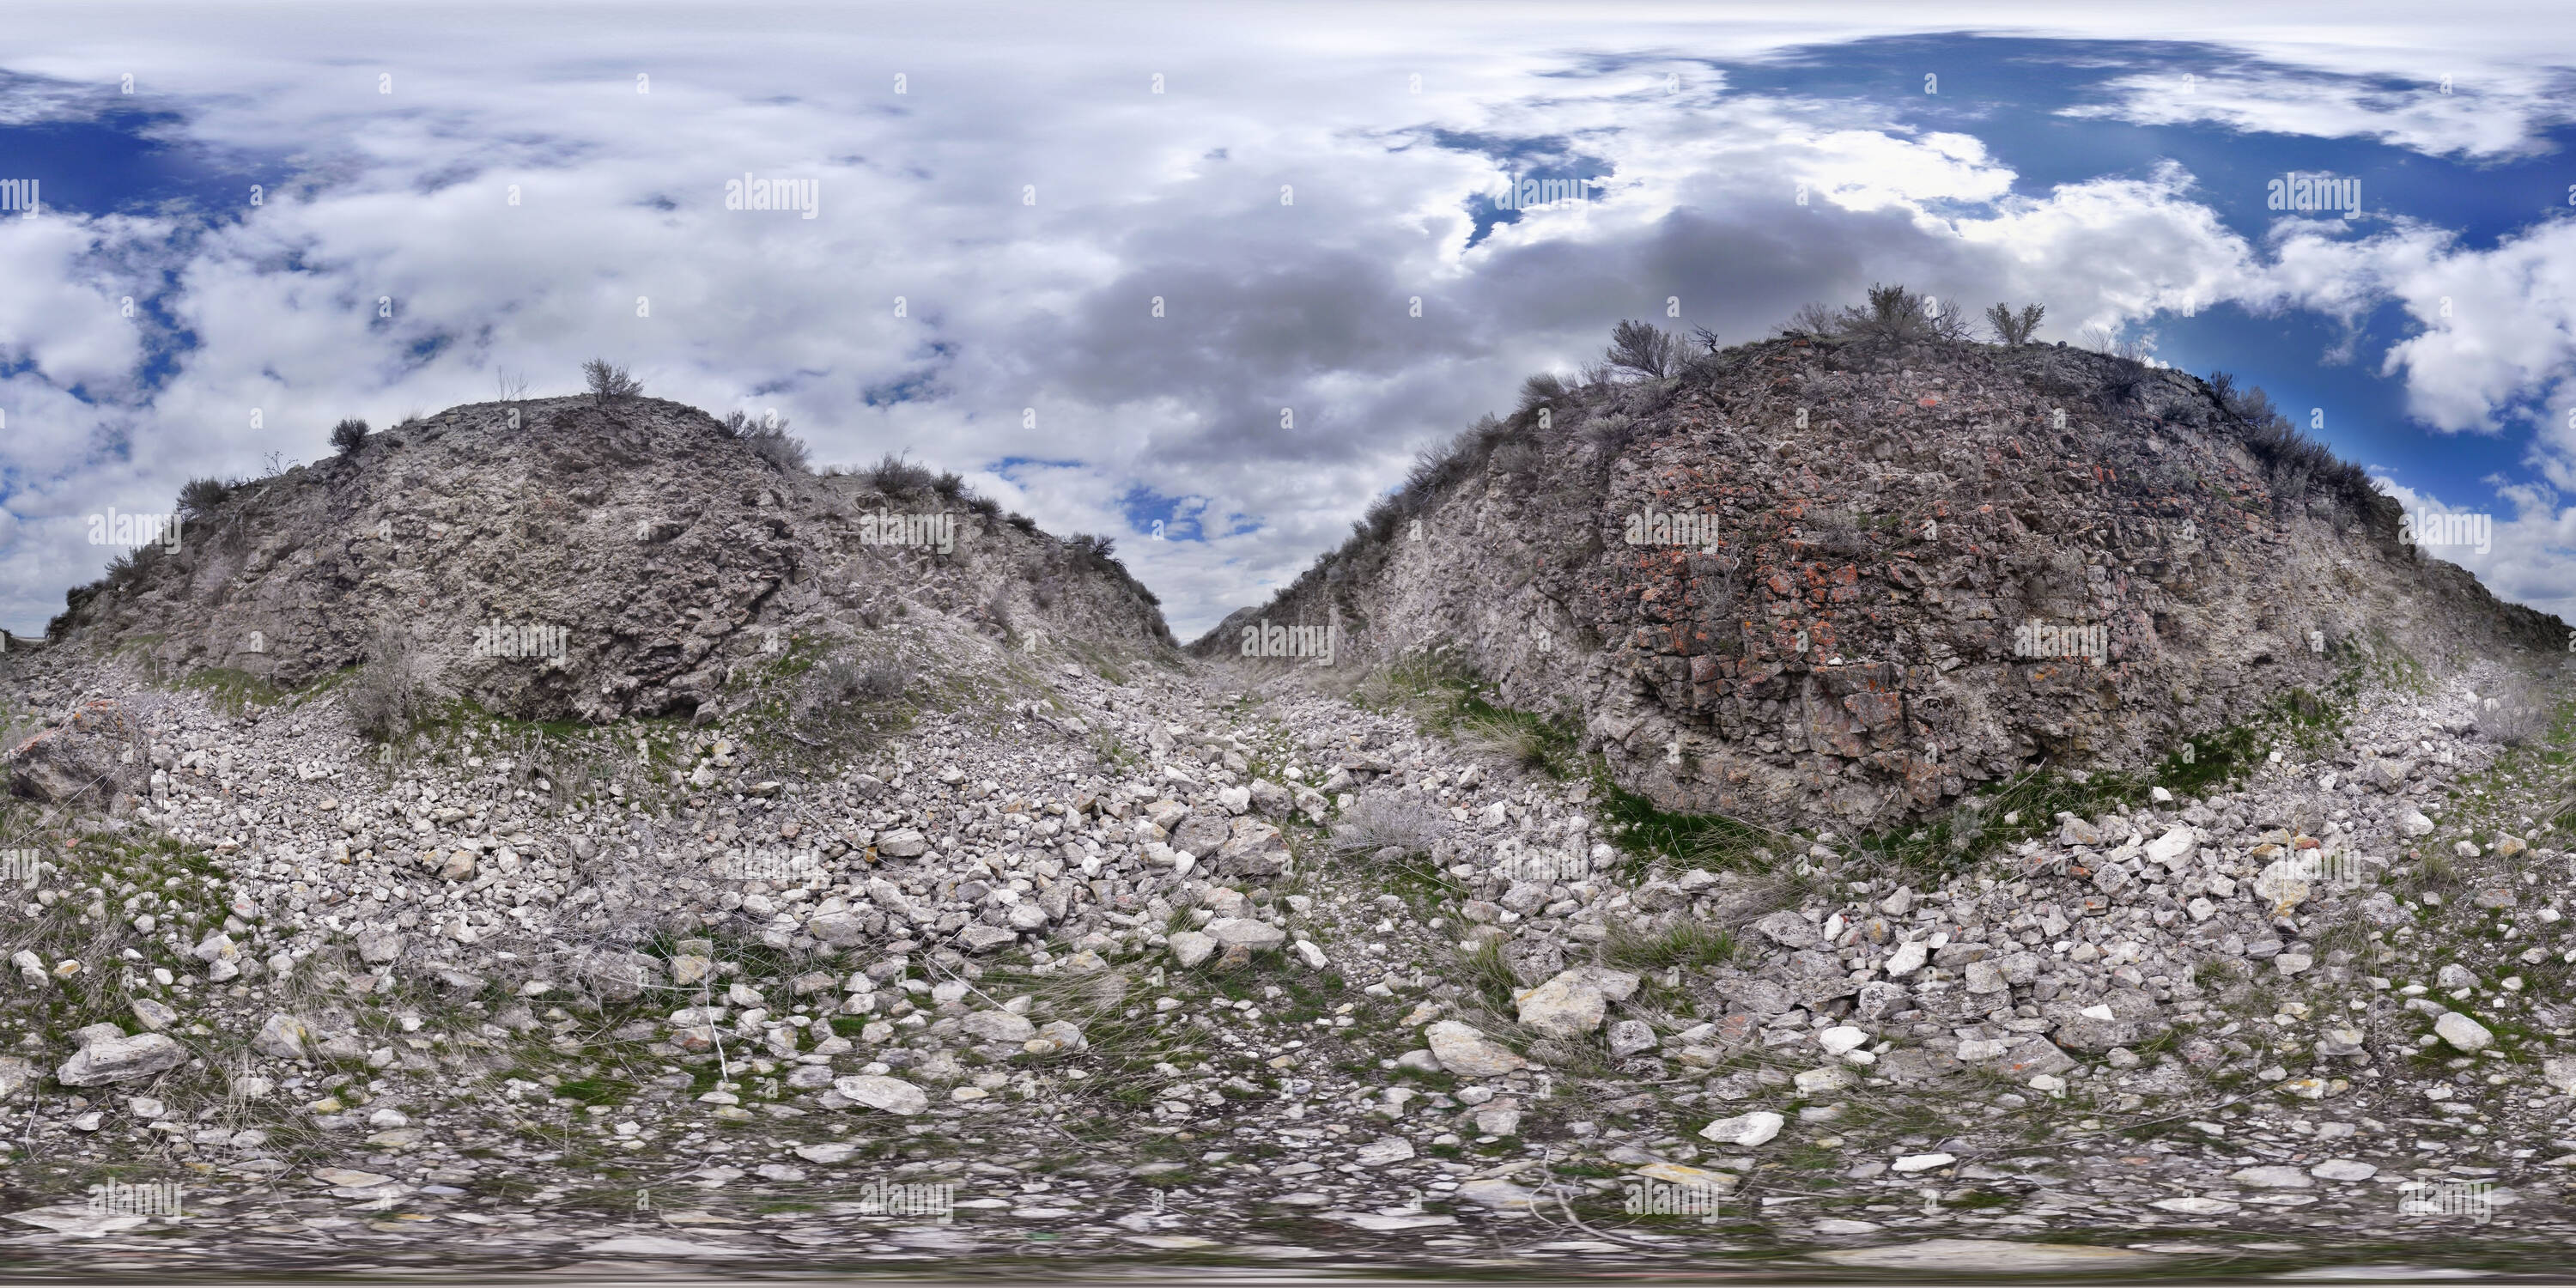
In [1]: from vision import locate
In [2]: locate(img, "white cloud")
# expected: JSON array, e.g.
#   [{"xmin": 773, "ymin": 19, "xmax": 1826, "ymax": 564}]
[
  {"xmin": 2064, "ymin": 66, "xmax": 2576, "ymax": 159},
  {"xmin": 1, "ymin": 6, "xmax": 2571, "ymax": 641},
  {"xmin": 2372, "ymin": 472, "xmax": 2576, "ymax": 623},
  {"xmin": 2256, "ymin": 218, "xmax": 2576, "ymax": 483}
]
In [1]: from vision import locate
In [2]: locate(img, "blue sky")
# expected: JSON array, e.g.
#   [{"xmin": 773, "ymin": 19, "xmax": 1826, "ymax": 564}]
[{"xmin": 2, "ymin": 2, "xmax": 2573, "ymax": 640}]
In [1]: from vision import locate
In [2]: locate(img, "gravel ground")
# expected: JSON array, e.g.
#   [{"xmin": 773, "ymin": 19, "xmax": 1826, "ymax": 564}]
[{"xmin": 3, "ymin": 635, "xmax": 2573, "ymax": 1279}]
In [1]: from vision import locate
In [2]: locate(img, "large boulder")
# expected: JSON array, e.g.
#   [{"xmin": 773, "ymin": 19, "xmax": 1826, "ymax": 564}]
[
  {"xmin": 56, "ymin": 1032, "xmax": 186, "ymax": 1086},
  {"xmin": 1425, "ymin": 1020, "xmax": 1526, "ymax": 1077},
  {"xmin": 1698, "ymin": 1110, "xmax": 1784, "ymax": 1147},
  {"xmin": 834, "ymin": 1075, "xmax": 929, "ymax": 1115},
  {"xmin": 1205, "ymin": 917, "xmax": 1286, "ymax": 951},
  {"xmin": 252, "ymin": 1013, "xmax": 312, "ymax": 1061},
  {"xmin": 2044, "ymin": 990, "xmax": 2167, "ymax": 1052},
  {"xmin": 962, "ymin": 1010, "xmax": 1036, "ymax": 1043},
  {"xmin": 1513, "ymin": 966, "xmax": 1641, "ymax": 1039},
  {"xmin": 1213, "ymin": 818, "xmax": 1291, "ymax": 878},
  {"xmin": 6, "ymin": 700, "xmax": 147, "ymax": 807},
  {"xmin": 1170, "ymin": 810, "xmax": 1234, "ymax": 857}
]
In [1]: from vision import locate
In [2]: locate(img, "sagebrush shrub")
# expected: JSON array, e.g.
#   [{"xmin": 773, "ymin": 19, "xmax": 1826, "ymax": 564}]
[
  {"xmin": 582, "ymin": 358, "xmax": 642, "ymax": 406},
  {"xmin": 329, "ymin": 417, "xmax": 369, "ymax": 455}
]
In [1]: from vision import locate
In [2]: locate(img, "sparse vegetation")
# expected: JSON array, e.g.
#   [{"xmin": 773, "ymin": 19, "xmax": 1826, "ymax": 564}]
[
  {"xmin": 328, "ymin": 417, "xmax": 369, "ymax": 456},
  {"xmin": 343, "ymin": 629, "xmax": 438, "ymax": 741},
  {"xmin": 861, "ymin": 452, "xmax": 937, "ymax": 495},
  {"xmin": 177, "ymin": 476, "xmax": 234, "ymax": 515},
  {"xmin": 2208, "ymin": 369, "xmax": 2378, "ymax": 516},
  {"xmin": 2476, "ymin": 673, "xmax": 2555, "ymax": 748},
  {"xmin": 1602, "ymin": 919, "xmax": 1741, "ymax": 972},
  {"xmin": 1604, "ymin": 319, "xmax": 1680, "ymax": 380},
  {"xmin": 720, "ymin": 410, "xmax": 810, "ymax": 471},
  {"xmin": 1985, "ymin": 301, "xmax": 2044, "ymax": 345},
  {"xmin": 1782, "ymin": 283, "xmax": 1970, "ymax": 344},
  {"xmin": 581, "ymin": 358, "xmax": 643, "ymax": 406},
  {"xmin": 1328, "ymin": 793, "xmax": 1443, "ymax": 859}
]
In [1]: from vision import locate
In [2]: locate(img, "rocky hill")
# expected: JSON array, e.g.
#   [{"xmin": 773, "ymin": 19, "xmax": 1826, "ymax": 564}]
[
  {"xmin": 45, "ymin": 394, "xmax": 1174, "ymax": 726},
  {"xmin": 1, "ymin": 340, "xmax": 2573, "ymax": 1279},
  {"xmin": 1194, "ymin": 327, "xmax": 2567, "ymax": 838}
]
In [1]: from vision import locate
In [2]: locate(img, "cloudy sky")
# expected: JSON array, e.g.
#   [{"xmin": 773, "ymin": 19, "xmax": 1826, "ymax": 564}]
[{"xmin": 3, "ymin": 1, "xmax": 2574, "ymax": 641}]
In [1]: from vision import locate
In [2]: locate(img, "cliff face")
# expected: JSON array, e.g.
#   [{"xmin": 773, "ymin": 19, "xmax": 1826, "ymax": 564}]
[
  {"xmin": 51, "ymin": 395, "xmax": 1173, "ymax": 722},
  {"xmin": 1198, "ymin": 336, "xmax": 2566, "ymax": 834}
]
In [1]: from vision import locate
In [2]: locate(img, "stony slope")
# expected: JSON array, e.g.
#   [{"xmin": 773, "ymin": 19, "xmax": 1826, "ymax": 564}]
[
  {"xmin": 0, "ymin": 614, "xmax": 2573, "ymax": 1274},
  {"xmin": 2, "ymin": 352, "xmax": 2574, "ymax": 1279},
  {"xmin": 1194, "ymin": 336, "xmax": 2566, "ymax": 837}
]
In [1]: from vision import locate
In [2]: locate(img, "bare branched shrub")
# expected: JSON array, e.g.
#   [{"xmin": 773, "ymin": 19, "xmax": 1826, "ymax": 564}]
[
  {"xmin": 1985, "ymin": 301, "xmax": 2044, "ymax": 344},
  {"xmin": 746, "ymin": 420, "xmax": 809, "ymax": 471},
  {"xmin": 859, "ymin": 658, "xmax": 908, "ymax": 700},
  {"xmin": 344, "ymin": 631, "xmax": 438, "ymax": 741},
  {"xmin": 1606, "ymin": 319, "xmax": 1679, "ymax": 380},
  {"xmin": 717, "ymin": 410, "xmax": 809, "ymax": 471},
  {"xmin": 863, "ymin": 452, "xmax": 936, "ymax": 495},
  {"xmin": 2096, "ymin": 364, "xmax": 2152, "ymax": 410},
  {"xmin": 2206, "ymin": 369, "xmax": 2375, "ymax": 513},
  {"xmin": 781, "ymin": 653, "xmax": 912, "ymax": 751},
  {"xmin": 2477, "ymin": 676, "xmax": 2555, "ymax": 748},
  {"xmin": 1790, "ymin": 284, "xmax": 1965, "ymax": 346},
  {"xmin": 1329, "ymin": 793, "xmax": 1444, "ymax": 858},
  {"xmin": 581, "ymin": 358, "xmax": 643, "ymax": 406},
  {"xmin": 799, "ymin": 656, "xmax": 908, "ymax": 716},
  {"xmin": 2079, "ymin": 326, "xmax": 2154, "ymax": 363},
  {"xmin": 1785, "ymin": 301, "xmax": 1844, "ymax": 337}
]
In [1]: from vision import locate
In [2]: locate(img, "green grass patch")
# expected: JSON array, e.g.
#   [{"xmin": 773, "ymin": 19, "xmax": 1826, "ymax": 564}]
[{"xmin": 1601, "ymin": 919, "xmax": 1741, "ymax": 972}]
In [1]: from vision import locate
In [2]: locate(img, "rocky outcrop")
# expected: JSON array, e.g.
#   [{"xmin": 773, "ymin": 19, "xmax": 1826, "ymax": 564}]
[
  {"xmin": 1198, "ymin": 337, "xmax": 2567, "ymax": 834},
  {"xmin": 46, "ymin": 396, "xmax": 1174, "ymax": 724}
]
